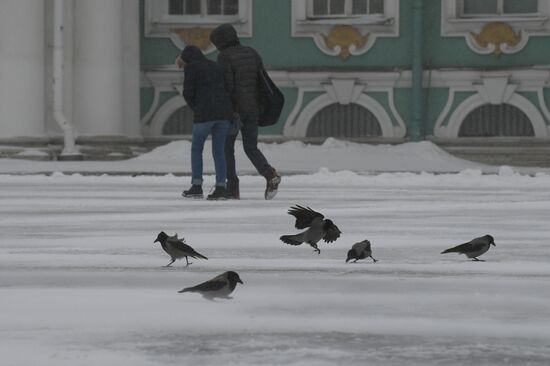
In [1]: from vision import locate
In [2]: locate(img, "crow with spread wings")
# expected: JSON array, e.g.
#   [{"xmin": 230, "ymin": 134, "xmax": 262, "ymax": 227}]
[{"xmin": 280, "ymin": 205, "xmax": 342, "ymax": 254}]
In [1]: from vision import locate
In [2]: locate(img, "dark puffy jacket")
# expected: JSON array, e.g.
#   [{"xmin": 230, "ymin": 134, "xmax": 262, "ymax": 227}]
[
  {"xmin": 210, "ymin": 24, "xmax": 263, "ymax": 116},
  {"xmin": 180, "ymin": 45, "xmax": 233, "ymax": 123}
]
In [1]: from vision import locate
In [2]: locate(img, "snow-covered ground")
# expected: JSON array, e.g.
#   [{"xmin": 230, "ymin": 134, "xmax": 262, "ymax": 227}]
[
  {"xmin": 1, "ymin": 167, "xmax": 550, "ymax": 365},
  {"xmin": 2, "ymin": 140, "xmax": 550, "ymax": 365}
]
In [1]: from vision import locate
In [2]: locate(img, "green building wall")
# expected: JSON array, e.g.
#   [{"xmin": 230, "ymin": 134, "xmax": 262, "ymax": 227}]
[{"xmin": 140, "ymin": 0, "xmax": 550, "ymax": 140}]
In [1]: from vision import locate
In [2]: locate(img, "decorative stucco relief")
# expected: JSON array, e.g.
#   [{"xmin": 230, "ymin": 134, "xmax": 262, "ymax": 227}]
[
  {"xmin": 317, "ymin": 26, "xmax": 372, "ymax": 59},
  {"xmin": 466, "ymin": 22, "xmax": 528, "ymax": 56}
]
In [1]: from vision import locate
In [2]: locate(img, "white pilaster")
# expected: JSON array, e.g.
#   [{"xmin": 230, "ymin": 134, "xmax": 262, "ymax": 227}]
[
  {"xmin": 74, "ymin": 0, "xmax": 124, "ymax": 135},
  {"xmin": 0, "ymin": 1, "xmax": 45, "ymax": 137},
  {"xmin": 122, "ymin": 0, "xmax": 141, "ymax": 138}
]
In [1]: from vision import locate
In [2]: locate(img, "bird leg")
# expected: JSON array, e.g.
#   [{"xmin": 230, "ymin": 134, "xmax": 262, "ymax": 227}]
[
  {"xmin": 472, "ymin": 258, "xmax": 485, "ymax": 262},
  {"xmin": 165, "ymin": 259, "xmax": 175, "ymax": 267},
  {"xmin": 311, "ymin": 244, "xmax": 321, "ymax": 255},
  {"xmin": 370, "ymin": 256, "xmax": 378, "ymax": 263},
  {"xmin": 185, "ymin": 257, "xmax": 193, "ymax": 267}
]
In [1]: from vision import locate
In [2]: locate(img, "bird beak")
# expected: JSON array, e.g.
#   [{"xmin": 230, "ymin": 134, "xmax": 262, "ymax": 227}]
[
  {"xmin": 154, "ymin": 239, "xmax": 159, "ymax": 243},
  {"xmin": 491, "ymin": 242, "xmax": 496, "ymax": 246},
  {"xmin": 238, "ymin": 278, "xmax": 244, "ymax": 284}
]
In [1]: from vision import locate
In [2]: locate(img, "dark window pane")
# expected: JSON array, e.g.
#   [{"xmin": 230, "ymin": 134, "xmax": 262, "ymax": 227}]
[
  {"xmin": 224, "ymin": 0, "xmax": 239, "ymax": 15},
  {"xmin": 169, "ymin": 0, "xmax": 183, "ymax": 15},
  {"xmin": 463, "ymin": 0, "xmax": 497, "ymax": 14},
  {"xmin": 307, "ymin": 103, "xmax": 382, "ymax": 138},
  {"xmin": 207, "ymin": 0, "xmax": 222, "ymax": 14},
  {"xmin": 330, "ymin": 0, "xmax": 345, "ymax": 14},
  {"xmin": 184, "ymin": 0, "xmax": 201, "ymax": 14},
  {"xmin": 369, "ymin": 0, "xmax": 384, "ymax": 14},
  {"xmin": 504, "ymin": 0, "xmax": 538, "ymax": 14},
  {"xmin": 352, "ymin": 0, "xmax": 368, "ymax": 14},
  {"xmin": 459, "ymin": 104, "xmax": 534, "ymax": 137},
  {"xmin": 163, "ymin": 106, "xmax": 194, "ymax": 135},
  {"xmin": 313, "ymin": 0, "xmax": 328, "ymax": 15}
]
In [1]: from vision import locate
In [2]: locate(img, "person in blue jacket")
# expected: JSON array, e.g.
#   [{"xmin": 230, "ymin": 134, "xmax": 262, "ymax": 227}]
[{"xmin": 176, "ymin": 45, "xmax": 233, "ymax": 200}]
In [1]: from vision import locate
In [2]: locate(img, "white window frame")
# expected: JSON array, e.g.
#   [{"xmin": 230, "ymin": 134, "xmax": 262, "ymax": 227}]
[
  {"xmin": 296, "ymin": 0, "xmax": 395, "ymax": 27},
  {"xmin": 441, "ymin": 0, "xmax": 550, "ymax": 36},
  {"xmin": 458, "ymin": 0, "xmax": 540, "ymax": 18},
  {"xmin": 144, "ymin": 0, "xmax": 252, "ymax": 39},
  {"xmin": 306, "ymin": 0, "xmax": 385, "ymax": 20}
]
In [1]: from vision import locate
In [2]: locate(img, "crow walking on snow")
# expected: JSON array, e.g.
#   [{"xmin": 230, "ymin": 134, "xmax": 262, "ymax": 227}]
[
  {"xmin": 154, "ymin": 231, "xmax": 208, "ymax": 267},
  {"xmin": 178, "ymin": 271, "xmax": 243, "ymax": 300},
  {"xmin": 441, "ymin": 234, "xmax": 495, "ymax": 261}
]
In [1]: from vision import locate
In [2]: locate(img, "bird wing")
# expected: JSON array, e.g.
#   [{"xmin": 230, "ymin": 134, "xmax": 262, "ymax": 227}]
[
  {"xmin": 187, "ymin": 279, "xmax": 227, "ymax": 292},
  {"xmin": 322, "ymin": 220, "xmax": 342, "ymax": 243},
  {"xmin": 464, "ymin": 236, "xmax": 488, "ymax": 252},
  {"xmin": 288, "ymin": 205, "xmax": 324, "ymax": 229},
  {"xmin": 166, "ymin": 236, "xmax": 196, "ymax": 254}
]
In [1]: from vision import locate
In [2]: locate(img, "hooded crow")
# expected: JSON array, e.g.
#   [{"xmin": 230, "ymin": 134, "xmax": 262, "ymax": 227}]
[
  {"xmin": 154, "ymin": 231, "xmax": 208, "ymax": 267},
  {"xmin": 178, "ymin": 271, "xmax": 243, "ymax": 300},
  {"xmin": 441, "ymin": 234, "xmax": 495, "ymax": 261},
  {"xmin": 280, "ymin": 205, "xmax": 342, "ymax": 254},
  {"xmin": 346, "ymin": 240, "xmax": 377, "ymax": 263}
]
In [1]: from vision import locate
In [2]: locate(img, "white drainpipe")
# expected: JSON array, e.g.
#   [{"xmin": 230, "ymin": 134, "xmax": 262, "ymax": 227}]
[{"xmin": 53, "ymin": 0, "xmax": 80, "ymax": 158}]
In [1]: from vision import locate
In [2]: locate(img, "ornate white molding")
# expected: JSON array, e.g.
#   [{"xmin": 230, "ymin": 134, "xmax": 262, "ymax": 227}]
[
  {"xmin": 436, "ymin": 93, "xmax": 548, "ymax": 138},
  {"xmin": 291, "ymin": 0, "xmax": 399, "ymax": 58},
  {"xmin": 284, "ymin": 92, "xmax": 402, "ymax": 138}
]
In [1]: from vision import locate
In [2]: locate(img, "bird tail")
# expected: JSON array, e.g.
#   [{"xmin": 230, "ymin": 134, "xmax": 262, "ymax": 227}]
[
  {"xmin": 190, "ymin": 250, "xmax": 208, "ymax": 260},
  {"xmin": 280, "ymin": 233, "xmax": 304, "ymax": 246},
  {"xmin": 441, "ymin": 246, "xmax": 459, "ymax": 254}
]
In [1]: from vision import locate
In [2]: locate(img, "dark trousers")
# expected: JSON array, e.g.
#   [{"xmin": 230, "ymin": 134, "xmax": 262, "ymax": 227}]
[{"xmin": 225, "ymin": 112, "xmax": 271, "ymax": 184}]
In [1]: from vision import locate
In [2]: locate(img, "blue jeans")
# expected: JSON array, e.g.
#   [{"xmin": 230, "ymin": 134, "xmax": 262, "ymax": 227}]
[{"xmin": 191, "ymin": 120, "xmax": 230, "ymax": 187}]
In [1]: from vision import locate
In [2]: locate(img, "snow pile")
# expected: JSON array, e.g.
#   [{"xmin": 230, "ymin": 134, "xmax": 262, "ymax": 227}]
[{"xmin": 0, "ymin": 138, "xmax": 503, "ymax": 174}]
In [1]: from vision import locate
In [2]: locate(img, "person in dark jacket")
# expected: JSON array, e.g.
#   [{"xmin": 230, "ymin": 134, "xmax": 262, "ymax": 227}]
[
  {"xmin": 209, "ymin": 23, "xmax": 281, "ymax": 200},
  {"xmin": 177, "ymin": 45, "xmax": 233, "ymax": 200}
]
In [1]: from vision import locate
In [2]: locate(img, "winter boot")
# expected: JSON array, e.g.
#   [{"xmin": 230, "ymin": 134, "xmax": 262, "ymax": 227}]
[
  {"xmin": 182, "ymin": 185, "xmax": 203, "ymax": 198},
  {"xmin": 264, "ymin": 167, "xmax": 281, "ymax": 200},
  {"xmin": 207, "ymin": 186, "xmax": 229, "ymax": 201},
  {"xmin": 226, "ymin": 180, "xmax": 240, "ymax": 200}
]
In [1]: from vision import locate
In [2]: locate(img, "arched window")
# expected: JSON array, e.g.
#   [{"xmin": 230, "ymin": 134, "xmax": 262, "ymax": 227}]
[
  {"xmin": 307, "ymin": 103, "xmax": 382, "ymax": 138},
  {"xmin": 162, "ymin": 106, "xmax": 194, "ymax": 135},
  {"xmin": 459, "ymin": 104, "xmax": 535, "ymax": 137}
]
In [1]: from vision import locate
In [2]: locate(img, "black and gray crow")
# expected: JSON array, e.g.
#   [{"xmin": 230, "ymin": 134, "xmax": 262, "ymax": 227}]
[
  {"xmin": 346, "ymin": 239, "xmax": 377, "ymax": 263},
  {"xmin": 178, "ymin": 271, "xmax": 243, "ymax": 300},
  {"xmin": 280, "ymin": 205, "xmax": 342, "ymax": 254},
  {"xmin": 441, "ymin": 234, "xmax": 495, "ymax": 261},
  {"xmin": 154, "ymin": 231, "xmax": 208, "ymax": 267}
]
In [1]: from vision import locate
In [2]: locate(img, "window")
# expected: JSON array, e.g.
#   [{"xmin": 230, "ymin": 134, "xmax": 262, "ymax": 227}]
[
  {"xmin": 441, "ymin": 0, "xmax": 550, "ymax": 50},
  {"xmin": 309, "ymin": 0, "xmax": 384, "ymax": 18},
  {"xmin": 144, "ymin": 0, "xmax": 252, "ymax": 43},
  {"xmin": 307, "ymin": 103, "xmax": 382, "ymax": 138},
  {"xmin": 460, "ymin": 0, "xmax": 538, "ymax": 17},
  {"xmin": 459, "ymin": 104, "xmax": 534, "ymax": 137},
  {"xmin": 162, "ymin": 106, "xmax": 194, "ymax": 136},
  {"xmin": 168, "ymin": 0, "xmax": 238, "ymax": 16}
]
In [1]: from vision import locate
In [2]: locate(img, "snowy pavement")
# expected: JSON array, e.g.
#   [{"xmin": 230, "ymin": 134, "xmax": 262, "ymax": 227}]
[{"xmin": 1, "ymin": 171, "xmax": 550, "ymax": 365}]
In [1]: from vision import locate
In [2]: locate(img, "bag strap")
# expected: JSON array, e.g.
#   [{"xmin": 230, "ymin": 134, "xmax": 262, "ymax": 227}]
[{"xmin": 259, "ymin": 68, "xmax": 274, "ymax": 94}]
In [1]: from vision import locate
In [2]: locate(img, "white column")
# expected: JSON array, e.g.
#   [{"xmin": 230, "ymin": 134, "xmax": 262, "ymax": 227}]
[
  {"xmin": 0, "ymin": 1, "xmax": 45, "ymax": 137},
  {"xmin": 122, "ymin": 0, "xmax": 141, "ymax": 138},
  {"xmin": 74, "ymin": 0, "xmax": 124, "ymax": 136}
]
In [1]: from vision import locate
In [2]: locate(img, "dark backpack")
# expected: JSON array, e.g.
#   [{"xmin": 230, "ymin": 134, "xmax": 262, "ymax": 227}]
[{"xmin": 258, "ymin": 68, "xmax": 284, "ymax": 127}]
